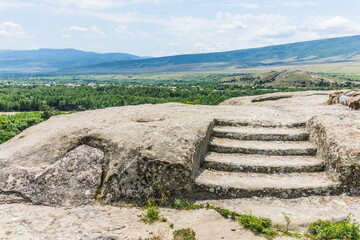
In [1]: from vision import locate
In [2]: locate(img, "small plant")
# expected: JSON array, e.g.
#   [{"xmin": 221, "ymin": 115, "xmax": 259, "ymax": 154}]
[
  {"xmin": 283, "ymin": 212, "xmax": 291, "ymax": 233},
  {"xmin": 238, "ymin": 214, "xmax": 278, "ymax": 239},
  {"xmin": 160, "ymin": 190, "xmax": 170, "ymax": 206},
  {"xmin": 307, "ymin": 217, "xmax": 360, "ymax": 240},
  {"xmin": 173, "ymin": 228, "xmax": 196, "ymax": 240},
  {"xmin": 169, "ymin": 223, "xmax": 174, "ymax": 228},
  {"xmin": 205, "ymin": 204, "xmax": 237, "ymax": 220},
  {"xmin": 141, "ymin": 198, "xmax": 161, "ymax": 224},
  {"xmin": 161, "ymin": 217, "xmax": 167, "ymax": 222},
  {"xmin": 326, "ymin": 96, "xmax": 334, "ymax": 105},
  {"xmin": 94, "ymin": 187, "xmax": 102, "ymax": 198},
  {"xmin": 170, "ymin": 198, "xmax": 203, "ymax": 210}
]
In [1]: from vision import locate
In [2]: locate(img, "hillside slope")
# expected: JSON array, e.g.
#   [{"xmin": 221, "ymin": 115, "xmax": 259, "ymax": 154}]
[
  {"xmin": 66, "ymin": 35, "xmax": 360, "ymax": 73},
  {"xmin": 221, "ymin": 70, "xmax": 355, "ymax": 88},
  {"xmin": 0, "ymin": 49, "xmax": 144, "ymax": 73}
]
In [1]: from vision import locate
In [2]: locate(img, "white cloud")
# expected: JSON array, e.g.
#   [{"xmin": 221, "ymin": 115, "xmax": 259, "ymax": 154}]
[
  {"xmin": 228, "ymin": 3, "xmax": 260, "ymax": 9},
  {"xmin": 88, "ymin": 26, "xmax": 106, "ymax": 38},
  {"xmin": 43, "ymin": 0, "xmax": 122, "ymax": 10},
  {"xmin": 220, "ymin": 21, "xmax": 247, "ymax": 31},
  {"xmin": 67, "ymin": 25, "xmax": 106, "ymax": 38},
  {"xmin": 69, "ymin": 25, "xmax": 88, "ymax": 32},
  {"xmin": 0, "ymin": 21, "xmax": 29, "ymax": 38},
  {"xmin": 0, "ymin": 1, "xmax": 34, "ymax": 9},
  {"xmin": 61, "ymin": 34, "xmax": 72, "ymax": 38},
  {"xmin": 318, "ymin": 16, "xmax": 350, "ymax": 30},
  {"xmin": 281, "ymin": 1, "xmax": 317, "ymax": 7},
  {"xmin": 115, "ymin": 25, "xmax": 134, "ymax": 39},
  {"xmin": 42, "ymin": 0, "xmax": 171, "ymax": 10}
]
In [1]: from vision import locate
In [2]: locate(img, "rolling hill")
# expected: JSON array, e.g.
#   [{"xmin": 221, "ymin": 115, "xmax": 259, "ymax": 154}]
[
  {"xmin": 221, "ymin": 70, "xmax": 358, "ymax": 88},
  {"xmin": 64, "ymin": 35, "xmax": 360, "ymax": 74},
  {"xmin": 0, "ymin": 49, "xmax": 144, "ymax": 73}
]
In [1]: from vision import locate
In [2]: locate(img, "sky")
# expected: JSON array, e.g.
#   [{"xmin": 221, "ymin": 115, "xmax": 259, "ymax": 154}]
[{"xmin": 1, "ymin": 0, "xmax": 360, "ymax": 57}]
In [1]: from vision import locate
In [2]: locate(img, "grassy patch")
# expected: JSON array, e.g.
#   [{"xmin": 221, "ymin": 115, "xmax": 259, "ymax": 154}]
[
  {"xmin": 205, "ymin": 204, "xmax": 238, "ymax": 220},
  {"xmin": 238, "ymin": 214, "xmax": 278, "ymax": 239},
  {"xmin": 170, "ymin": 198, "xmax": 203, "ymax": 210},
  {"xmin": 307, "ymin": 217, "xmax": 360, "ymax": 240},
  {"xmin": 173, "ymin": 228, "xmax": 196, "ymax": 240},
  {"xmin": 141, "ymin": 199, "xmax": 161, "ymax": 224}
]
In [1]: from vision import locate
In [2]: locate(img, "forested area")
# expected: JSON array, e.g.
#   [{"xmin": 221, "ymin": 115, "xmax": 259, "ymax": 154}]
[
  {"xmin": 0, "ymin": 113, "xmax": 43, "ymax": 144},
  {"xmin": 0, "ymin": 82, "xmax": 295, "ymax": 112}
]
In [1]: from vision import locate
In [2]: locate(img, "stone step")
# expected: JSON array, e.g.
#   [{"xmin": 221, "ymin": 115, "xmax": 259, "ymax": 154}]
[
  {"xmin": 195, "ymin": 170, "xmax": 340, "ymax": 198},
  {"xmin": 210, "ymin": 138, "xmax": 317, "ymax": 156},
  {"xmin": 203, "ymin": 153, "xmax": 324, "ymax": 173},
  {"xmin": 215, "ymin": 119, "xmax": 306, "ymax": 128},
  {"xmin": 213, "ymin": 126, "xmax": 309, "ymax": 141}
]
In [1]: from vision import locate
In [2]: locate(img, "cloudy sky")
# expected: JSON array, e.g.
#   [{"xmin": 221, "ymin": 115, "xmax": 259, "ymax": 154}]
[{"xmin": 1, "ymin": 0, "xmax": 360, "ymax": 56}]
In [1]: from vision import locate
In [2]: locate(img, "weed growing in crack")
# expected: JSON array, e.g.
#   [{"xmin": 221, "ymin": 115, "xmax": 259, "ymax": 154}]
[
  {"xmin": 141, "ymin": 198, "xmax": 161, "ymax": 224},
  {"xmin": 238, "ymin": 214, "xmax": 278, "ymax": 239},
  {"xmin": 170, "ymin": 198, "xmax": 203, "ymax": 210},
  {"xmin": 307, "ymin": 217, "xmax": 360, "ymax": 240},
  {"xmin": 283, "ymin": 212, "xmax": 291, "ymax": 233},
  {"xmin": 173, "ymin": 228, "xmax": 196, "ymax": 240}
]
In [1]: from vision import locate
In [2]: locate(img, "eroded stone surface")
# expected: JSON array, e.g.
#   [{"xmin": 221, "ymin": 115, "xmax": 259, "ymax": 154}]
[
  {"xmin": 204, "ymin": 153, "xmax": 324, "ymax": 173},
  {"xmin": 0, "ymin": 203, "xmax": 264, "ymax": 240},
  {"xmin": 203, "ymin": 195, "xmax": 360, "ymax": 231},
  {"xmin": 0, "ymin": 145, "xmax": 104, "ymax": 206},
  {"xmin": 210, "ymin": 138, "xmax": 317, "ymax": 155},
  {"xmin": 213, "ymin": 126, "xmax": 309, "ymax": 141},
  {"xmin": 308, "ymin": 113, "xmax": 360, "ymax": 194},
  {"xmin": 196, "ymin": 169, "xmax": 339, "ymax": 198}
]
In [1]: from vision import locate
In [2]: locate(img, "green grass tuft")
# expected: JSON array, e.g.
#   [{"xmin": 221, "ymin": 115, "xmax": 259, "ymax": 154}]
[
  {"xmin": 173, "ymin": 228, "xmax": 196, "ymax": 240},
  {"xmin": 308, "ymin": 217, "xmax": 360, "ymax": 240},
  {"xmin": 141, "ymin": 199, "xmax": 161, "ymax": 224},
  {"xmin": 238, "ymin": 214, "xmax": 278, "ymax": 239},
  {"xmin": 170, "ymin": 198, "xmax": 203, "ymax": 210}
]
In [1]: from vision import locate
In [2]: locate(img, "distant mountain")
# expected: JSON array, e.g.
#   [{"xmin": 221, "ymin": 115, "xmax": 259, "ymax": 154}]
[
  {"xmin": 2, "ymin": 35, "xmax": 360, "ymax": 74},
  {"xmin": 65, "ymin": 35, "xmax": 360, "ymax": 74},
  {"xmin": 0, "ymin": 49, "xmax": 144, "ymax": 73}
]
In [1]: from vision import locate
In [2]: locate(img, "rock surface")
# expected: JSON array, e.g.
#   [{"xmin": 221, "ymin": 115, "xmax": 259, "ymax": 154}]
[
  {"xmin": 0, "ymin": 145, "xmax": 104, "ymax": 206},
  {"xmin": 1, "ymin": 90, "xmax": 360, "ymax": 239},
  {"xmin": 0, "ymin": 90, "xmax": 359, "ymax": 206},
  {"xmin": 308, "ymin": 113, "xmax": 360, "ymax": 194},
  {"xmin": 0, "ymin": 203, "xmax": 264, "ymax": 240}
]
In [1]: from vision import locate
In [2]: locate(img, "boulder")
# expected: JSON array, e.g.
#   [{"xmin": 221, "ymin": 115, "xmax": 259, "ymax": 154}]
[
  {"xmin": 347, "ymin": 95, "xmax": 360, "ymax": 110},
  {"xmin": 0, "ymin": 145, "xmax": 104, "ymax": 206}
]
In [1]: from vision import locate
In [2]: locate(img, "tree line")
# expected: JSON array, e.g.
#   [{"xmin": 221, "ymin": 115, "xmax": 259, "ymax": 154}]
[{"xmin": 0, "ymin": 83, "xmax": 289, "ymax": 112}]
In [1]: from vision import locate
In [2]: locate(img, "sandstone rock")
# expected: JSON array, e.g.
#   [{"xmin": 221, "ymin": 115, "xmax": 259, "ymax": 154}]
[
  {"xmin": 0, "ymin": 145, "xmax": 104, "ymax": 206},
  {"xmin": 308, "ymin": 114, "xmax": 360, "ymax": 194},
  {"xmin": 347, "ymin": 95, "xmax": 360, "ymax": 109},
  {"xmin": 0, "ymin": 91, "xmax": 359, "ymax": 206},
  {"xmin": 330, "ymin": 90, "xmax": 360, "ymax": 109}
]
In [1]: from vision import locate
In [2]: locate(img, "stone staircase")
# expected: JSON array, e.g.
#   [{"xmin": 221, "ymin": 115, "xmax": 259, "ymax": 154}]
[{"xmin": 195, "ymin": 120, "xmax": 340, "ymax": 199}]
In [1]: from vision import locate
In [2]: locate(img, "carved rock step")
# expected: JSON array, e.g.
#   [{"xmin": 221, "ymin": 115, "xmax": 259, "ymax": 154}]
[
  {"xmin": 210, "ymin": 138, "xmax": 317, "ymax": 156},
  {"xmin": 195, "ymin": 170, "xmax": 340, "ymax": 198},
  {"xmin": 204, "ymin": 153, "xmax": 324, "ymax": 173},
  {"xmin": 213, "ymin": 126, "xmax": 309, "ymax": 141},
  {"xmin": 216, "ymin": 119, "xmax": 306, "ymax": 128}
]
